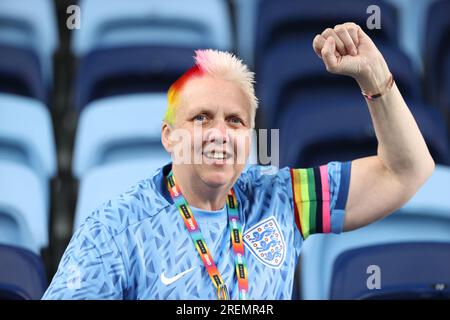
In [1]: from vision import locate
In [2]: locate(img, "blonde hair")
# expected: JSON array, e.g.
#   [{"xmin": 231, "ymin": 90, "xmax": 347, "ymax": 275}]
[{"xmin": 164, "ymin": 49, "xmax": 258, "ymax": 127}]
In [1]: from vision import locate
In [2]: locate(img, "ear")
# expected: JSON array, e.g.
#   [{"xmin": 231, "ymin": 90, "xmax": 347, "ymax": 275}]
[{"xmin": 161, "ymin": 121, "xmax": 174, "ymax": 154}]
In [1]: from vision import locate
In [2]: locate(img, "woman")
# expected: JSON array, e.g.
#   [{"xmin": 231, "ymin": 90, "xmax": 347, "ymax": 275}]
[{"xmin": 43, "ymin": 23, "xmax": 434, "ymax": 299}]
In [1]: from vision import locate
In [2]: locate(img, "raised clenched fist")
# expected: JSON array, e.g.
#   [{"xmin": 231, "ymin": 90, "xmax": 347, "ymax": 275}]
[{"xmin": 312, "ymin": 22, "xmax": 391, "ymax": 93}]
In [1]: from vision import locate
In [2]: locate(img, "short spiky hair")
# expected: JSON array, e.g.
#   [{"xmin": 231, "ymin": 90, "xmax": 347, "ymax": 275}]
[{"xmin": 164, "ymin": 49, "xmax": 258, "ymax": 127}]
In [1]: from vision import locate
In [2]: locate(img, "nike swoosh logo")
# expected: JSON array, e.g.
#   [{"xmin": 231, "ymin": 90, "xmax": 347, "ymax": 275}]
[{"xmin": 160, "ymin": 267, "xmax": 196, "ymax": 285}]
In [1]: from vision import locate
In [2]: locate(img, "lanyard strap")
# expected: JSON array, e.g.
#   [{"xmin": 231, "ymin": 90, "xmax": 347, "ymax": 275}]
[{"xmin": 167, "ymin": 171, "xmax": 248, "ymax": 300}]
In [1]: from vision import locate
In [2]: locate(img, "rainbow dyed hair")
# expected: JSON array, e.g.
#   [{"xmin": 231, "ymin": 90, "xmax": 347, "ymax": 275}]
[{"xmin": 164, "ymin": 49, "xmax": 258, "ymax": 127}]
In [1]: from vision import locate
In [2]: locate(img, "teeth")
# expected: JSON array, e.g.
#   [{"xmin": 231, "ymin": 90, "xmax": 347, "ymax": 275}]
[{"xmin": 204, "ymin": 151, "xmax": 227, "ymax": 160}]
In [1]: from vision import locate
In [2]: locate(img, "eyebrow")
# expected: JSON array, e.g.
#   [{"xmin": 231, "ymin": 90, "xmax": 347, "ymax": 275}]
[
  {"xmin": 187, "ymin": 105, "xmax": 249, "ymax": 117},
  {"xmin": 185, "ymin": 107, "xmax": 214, "ymax": 118}
]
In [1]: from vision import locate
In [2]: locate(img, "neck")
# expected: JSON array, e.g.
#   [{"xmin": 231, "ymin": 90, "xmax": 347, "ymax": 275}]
[{"xmin": 171, "ymin": 165, "xmax": 231, "ymax": 211}]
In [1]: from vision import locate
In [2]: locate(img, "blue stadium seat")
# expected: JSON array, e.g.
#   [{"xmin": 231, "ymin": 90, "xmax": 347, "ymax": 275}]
[
  {"xmin": 257, "ymin": 42, "xmax": 422, "ymax": 129},
  {"xmin": 233, "ymin": 0, "xmax": 260, "ymax": 67},
  {"xmin": 383, "ymin": 0, "xmax": 435, "ymax": 72},
  {"xmin": 423, "ymin": 0, "xmax": 450, "ymax": 106},
  {"xmin": 440, "ymin": 50, "xmax": 450, "ymax": 113},
  {"xmin": 255, "ymin": 0, "xmax": 399, "ymax": 68},
  {"xmin": 72, "ymin": 0, "xmax": 232, "ymax": 57},
  {"xmin": 0, "ymin": 45, "xmax": 46, "ymax": 102},
  {"xmin": 299, "ymin": 165, "xmax": 450, "ymax": 299},
  {"xmin": 329, "ymin": 242, "xmax": 450, "ymax": 299},
  {"xmin": 278, "ymin": 93, "xmax": 374, "ymax": 168},
  {"xmin": 0, "ymin": 93, "xmax": 57, "ymax": 211},
  {"xmin": 74, "ymin": 158, "xmax": 168, "ymax": 232},
  {"xmin": 0, "ymin": 0, "xmax": 58, "ymax": 86},
  {"xmin": 0, "ymin": 161, "xmax": 48, "ymax": 253},
  {"xmin": 278, "ymin": 96, "xmax": 450, "ymax": 167},
  {"xmin": 74, "ymin": 46, "xmax": 196, "ymax": 112},
  {"xmin": 73, "ymin": 93, "xmax": 171, "ymax": 179},
  {"xmin": 0, "ymin": 244, "xmax": 47, "ymax": 299}
]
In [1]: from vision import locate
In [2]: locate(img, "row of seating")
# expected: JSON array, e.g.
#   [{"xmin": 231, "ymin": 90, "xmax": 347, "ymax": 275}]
[
  {"xmin": 0, "ymin": 94, "xmax": 56, "ymax": 253},
  {"xmin": 1, "ymin": 0, "xmax": 450, "ymax": 111},
  {"xmin": 0, "ymin": 0, "xmax": 57, "ymax": 299},
  {"xmin": 0, "ymin": 0, "xmax": 57, "ymax": 88},
  {"xmin": 72, "ymin": 0, "xmax": 233, "ymax": 58},
  {"xmin": 299, "ymin": 165, "xmax": 450, "ymax": 299}
]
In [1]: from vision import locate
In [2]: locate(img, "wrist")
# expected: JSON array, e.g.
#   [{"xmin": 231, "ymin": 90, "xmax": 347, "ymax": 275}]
[{"xmin": 355, "ymin": 58, "xmax": 391, "ymax": 94}]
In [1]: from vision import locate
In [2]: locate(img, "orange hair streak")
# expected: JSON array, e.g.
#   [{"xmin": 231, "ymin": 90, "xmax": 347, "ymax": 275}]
[{"xmin": 164, "ymin": 64, "xmax": 204, "ymax": 125}]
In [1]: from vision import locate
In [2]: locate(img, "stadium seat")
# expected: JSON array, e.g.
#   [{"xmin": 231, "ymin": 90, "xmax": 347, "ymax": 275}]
[
  {"xmin": 278, "ymin": 96, "xmax": 450, "ymax": 167},
  {"xmin": 254, "ymin": 0, "xmax": 399, "ymax": 68},
  {"xmin": 233, "ymin": 0, "xmax": 260, "ymax": 67},
  {"xmin": 72, "ymin": 0, "xmax": 232, "ymax": 57},
  {"xmin": 0, "ymin": 93, "xmax": 56, "ymax": 178},
  {"xmin": 440, "ymin": 50, "xmax": 450, "ymax": 114},
  {"xmin": 278, "ymin": 93, "xmax": 374, "ymax": 168},
  {"xmin": 423, "ymin": 0, "xmax": 450, "ymax": 106},
  {"xmin": 329, "ymin": 242, "xmax": 450, "ymax": 299},
  {"xmin": 257, "ymin": 42, "xmax": 422, "ymax": 129},
  {"xmin": 0, "ymin": 0, "xmax": 58, "ymax": 86},
  {"xmin": 0, "ymin": 161, "xmax": 48, "ymax": 253},
  {"xmin": 299, "ymin": 165, "xmax": 450, "ymax": 299},
  {"xmin": 73, "ymin": 93, "xmax": 170, "ymax": 179},
  {"xmin": 0, "ymin": 45, "xmax": 46, "ymax": 102},
  {"xmin": 74, "ymin": 158, "xmax": 168, "ymax": 231},
  {"xmin": 0, "ymin": 244, "xmax": 47, "ymax": 299},
  {"xmin": 0, "ymin": 93, "xmax": 57, "ymax": 212},
  {"xmin": 383, "ymin": 0, "xmax": 435, "ymax": 72},
  {"xmin": 74, "ymin": 46, "xmax": 196, "ymax": 112}
]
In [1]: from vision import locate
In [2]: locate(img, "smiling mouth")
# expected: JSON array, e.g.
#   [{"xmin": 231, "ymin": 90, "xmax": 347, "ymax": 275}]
[{"xmin": 203, "ymin": 151, "xmax": 232, "ymax": 160}]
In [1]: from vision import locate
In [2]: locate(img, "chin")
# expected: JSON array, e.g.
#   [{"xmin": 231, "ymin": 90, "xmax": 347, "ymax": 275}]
[{"xmin": 199, "ymin": 165, "xmax": 235, "ymax": 188}]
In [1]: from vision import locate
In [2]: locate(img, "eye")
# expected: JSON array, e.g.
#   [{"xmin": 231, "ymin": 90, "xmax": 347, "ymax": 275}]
[
  {"xmin": 193, "ymin": 114, "xmax": 207, "ymax": 123},
  {"xmin": 228, "ymin": 117, "xmax": 243, "ymax": 125}
]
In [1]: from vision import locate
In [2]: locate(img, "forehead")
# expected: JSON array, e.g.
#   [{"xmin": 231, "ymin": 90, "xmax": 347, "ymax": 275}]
[{"xmin": 178, "ymin": 75, "xmax": 251, "ymax": 115}]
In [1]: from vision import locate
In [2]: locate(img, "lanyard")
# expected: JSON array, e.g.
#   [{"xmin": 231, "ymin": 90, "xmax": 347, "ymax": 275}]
[{"xmin": 166, "ymin": 170, "xmax": 249, "ymax": 300}]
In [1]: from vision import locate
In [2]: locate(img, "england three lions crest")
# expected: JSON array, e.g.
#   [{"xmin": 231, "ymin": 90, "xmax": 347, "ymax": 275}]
[{"xmin": 243, "ymin": 216, "xmax": 286, "ymax": 269}]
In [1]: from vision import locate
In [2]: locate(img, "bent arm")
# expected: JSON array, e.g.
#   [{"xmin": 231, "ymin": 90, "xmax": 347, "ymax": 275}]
[
  {"xmin": 344, "ymin": 69, "xmax": 435, "ymax": 231},
  {"xmin": 313, "ymin": 22, "xmax": 435, "ymax": 231}
]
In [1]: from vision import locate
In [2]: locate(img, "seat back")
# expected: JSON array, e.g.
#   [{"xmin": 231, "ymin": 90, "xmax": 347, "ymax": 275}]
[
  {"xmin": 74, "ymin": 46, "xmax": 195, "ymax": 111},
  {"xmin": 0, "ymin": 46, "xmax": 45, "ymax": 102},
  {"xmin": 278, "ymin": 98, "xmax": 450, "ymax": 168},
  {"xmin": 73, "ymin": 93, "xmax": 169, "ymax": 178},
  {"xmin": 0, "ymin": 244, "xmax": 47, "ymax": 300},
  {"xmin": 0, "ymin": 93, "xmax": 56, "ymax": 180},
  {"xmin": 74, "ymin": 158, "xmax": 168, "ymax": 231},
  {"xmin": 255, "ymin": 0, "xmax": 399, "ymax": 67},
  {"xmin": 0, "ymin": 0, "xmax": 58, "ymax": 85},
  {"xmin": 330, "ymin": 242, "xmax": 450, "ymax": 299},
  {"xmin": 423, "ymin": 0, "xmax": 450, "ymax": 103},
  {"xmin": 0, "ymin": 161, "xmax": 48, "ymax": 253},
  {"xmin": 72, "ymin": 0, "xmax": 232, "ymax": 57}
]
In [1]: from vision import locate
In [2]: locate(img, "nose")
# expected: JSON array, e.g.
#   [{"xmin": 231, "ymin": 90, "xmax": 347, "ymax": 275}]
[{"xmin": 206, "ymin": 120, "xmax": 230, "ymax": 144}]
